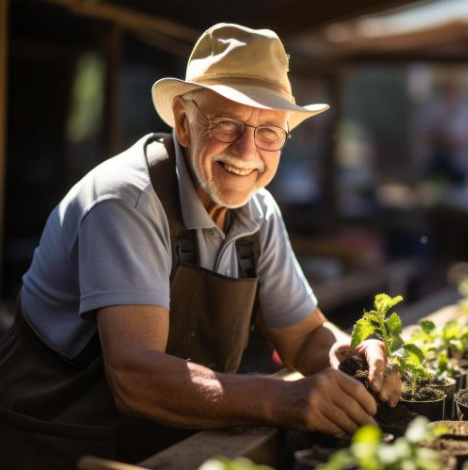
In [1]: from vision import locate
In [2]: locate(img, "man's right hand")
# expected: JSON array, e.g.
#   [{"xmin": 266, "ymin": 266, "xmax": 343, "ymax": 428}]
[{"xmin": 287, "ymin": 368, "xmax": 377, "ymax": 435}]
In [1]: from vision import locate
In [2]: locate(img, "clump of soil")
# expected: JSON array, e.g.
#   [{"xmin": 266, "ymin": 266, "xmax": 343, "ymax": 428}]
[
  {"xmin": 401, "ymin": 385, "xmax": 445, "ymax": 401},
  {"xmin": 339, "ymin": 355, "xmax": 417, "ymax": 433},
  {"xmin": 339, "ymin": 355, "xmax": 369, "ymax": 388},
  {"xmin": 417, "ymin": 376, "xmax": 450, "ymax": 387}
]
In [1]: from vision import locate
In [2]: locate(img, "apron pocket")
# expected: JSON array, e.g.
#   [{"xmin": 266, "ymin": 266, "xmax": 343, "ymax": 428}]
[{"xmin": 0, "ymin": 407, "xmax": 116, "ymax": 470}]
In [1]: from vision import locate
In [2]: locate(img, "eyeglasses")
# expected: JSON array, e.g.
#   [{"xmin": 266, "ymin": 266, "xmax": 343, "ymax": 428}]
[{"xmin": 190, "ymin": 100, "xmax": 291, "ymax": 152}]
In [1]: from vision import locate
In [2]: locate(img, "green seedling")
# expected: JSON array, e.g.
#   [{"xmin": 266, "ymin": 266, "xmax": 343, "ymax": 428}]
[
  {"xmin": 351, "ymin": 294, "xmax": 428, "ymax": 394},
  {"xmin": 316, "ymin": 417, "xmax": 447, "ymax": 470},
  {"xmin": 350, "ymin": 294, "xmax": 431, "ymax": 398},
  {"xmin": 410, "ymin": 320, "xmax": 464, "ymax": 380}
]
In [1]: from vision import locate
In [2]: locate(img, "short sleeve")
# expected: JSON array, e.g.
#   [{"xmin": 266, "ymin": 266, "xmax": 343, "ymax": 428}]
[
  {"xmin": 78, "ymin": 198, "xmax": 171, "ymax": 319},
  {"xmin": 256, "ymin": 195, "xmax": 318, "ymax": 328}
]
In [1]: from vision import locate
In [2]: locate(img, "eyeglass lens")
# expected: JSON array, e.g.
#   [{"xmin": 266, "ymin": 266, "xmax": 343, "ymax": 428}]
[{"xmin": 191, "ymin": 100, "xmax": 288, "ymax": 151}]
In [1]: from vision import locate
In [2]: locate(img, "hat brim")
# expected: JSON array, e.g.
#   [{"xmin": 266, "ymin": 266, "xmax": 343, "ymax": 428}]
[{"xmin": 152, "ymin": 77, "xmax": 330, "ymax": 131}]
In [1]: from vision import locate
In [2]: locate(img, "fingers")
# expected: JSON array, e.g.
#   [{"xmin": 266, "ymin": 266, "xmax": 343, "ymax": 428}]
[
  {"xmin": 329, "ymin": 342, "xmax": 356, "ymax": 369},
  {"xmin": 300, "ymin": 369, "xmax": 377, "ymax": 435},
  {"xmin": 322, "ymin": 404, "xmax": 362, "ymax": 434},
  {"xmin": 335, "ymin": 369, "xmax": 378, "ymax": 416},
  {"xmin": 310, "ymin": 410, "xmax": 348, "ymax": 436},
  {"xmin": 354, "ymin": 340, "xmax": 402, "ymax": 407},
  {"xmin": 379, "ymin": 370, "xmax": 402, "ymax": 407},
  {"xmin": 357, "ymin": 340, "xmax": 387, "ymax": 393},
  {"xmin": 331, "ymin": 388, "xmax": 377, "ymax": 429}
]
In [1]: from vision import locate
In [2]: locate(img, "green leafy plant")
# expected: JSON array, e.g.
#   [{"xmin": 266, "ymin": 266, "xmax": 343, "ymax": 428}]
[
  {"xmin": 458, "ymin": 276, "xmax": 468, "ymax": 318},
  {"xmin": 409, "ymin": 320, "xmax": 465, "ymax": 379},
  {"xmin": 316, "ymin": 417, "xmax": 447, "ymax": 470},
  {"xmin": 351, "ymin": 294, "xmax": 404, "ymax": 355},
  {"xmin": 351, "ymin": 293, "xmax": 429, "ymax": 395}
]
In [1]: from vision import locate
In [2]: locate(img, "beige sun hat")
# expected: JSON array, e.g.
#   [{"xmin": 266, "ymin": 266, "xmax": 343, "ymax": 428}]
[{"xmin": 152, "ymin": 23, "xmax": 329, "ymax": 130}]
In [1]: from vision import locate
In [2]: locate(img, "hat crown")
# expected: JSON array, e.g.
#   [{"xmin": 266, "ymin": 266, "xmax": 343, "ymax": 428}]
[{"xmin": 186, "ymin": 23, "xmax": 292, "ymax": 99}]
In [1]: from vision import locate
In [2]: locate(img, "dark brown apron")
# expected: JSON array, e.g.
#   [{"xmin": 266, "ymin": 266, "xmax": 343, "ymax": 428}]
[{"xmin": 0, "ymin": 134, "xmax": 259, "ymax": 469}]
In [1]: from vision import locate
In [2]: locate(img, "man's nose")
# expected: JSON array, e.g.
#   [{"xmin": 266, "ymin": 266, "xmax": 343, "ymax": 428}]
[{"xmin": 230, "ymin": 127, "xmax": 258, "ymax": 160}]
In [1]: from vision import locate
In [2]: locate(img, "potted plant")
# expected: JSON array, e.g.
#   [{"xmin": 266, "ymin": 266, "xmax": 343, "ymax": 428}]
[
  {"xmin": 406, "ymin": 322, "xmax": 457, "ymax": 418},
  {"xmin": 342, "ymin": 294, "xmax": 445, "ymax": 426},
  {"xmin": 312, "ymin": 417, "xmax": 453, "ymax": 470},
  {"xmin": 410, "ymin": 318, "xmax": 465, "ymax": 408}
]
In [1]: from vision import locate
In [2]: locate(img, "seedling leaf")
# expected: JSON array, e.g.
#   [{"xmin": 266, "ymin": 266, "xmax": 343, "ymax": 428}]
[
  {"xmin": 351, "ymin": 318, "xmax": 375, "ymax": 347},
  {"xmin": 402, "ymin": 343, "xmax": 425, "ymax": 365},
  {"xmin": 375, "ymin": 293, "xmax": 403, "ymax": 312},
  {"xmin": 385, "ymin": 312, "xmax": 402, "ymax": 336},
  {"xmin": 420, "ymin": 319, "xmax": 436, "ymax": 334},
  {"xmin": 352, "ymin": 425, "xmax": 382, "ymax": 444},
  {"xmin": 389, "ymin": 336, "xmax": 404, "ymax": 353}
]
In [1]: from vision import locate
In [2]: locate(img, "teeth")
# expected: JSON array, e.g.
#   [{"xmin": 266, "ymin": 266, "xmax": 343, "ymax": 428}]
[{"xmin": 222, "ymin": 163, "xmax": 253, "ymax": 176}]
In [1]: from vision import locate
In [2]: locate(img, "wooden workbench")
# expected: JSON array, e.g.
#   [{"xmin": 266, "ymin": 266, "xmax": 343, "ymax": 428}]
[{"xmin": 78, "ymin": 288, "xmax": 464, "ymax": 470}]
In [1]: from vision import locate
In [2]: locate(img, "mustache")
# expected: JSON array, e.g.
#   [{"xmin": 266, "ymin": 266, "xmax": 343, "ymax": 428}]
[{"xmin": 212, "ymin": 153, "xmax": 265, "ymax": 173}]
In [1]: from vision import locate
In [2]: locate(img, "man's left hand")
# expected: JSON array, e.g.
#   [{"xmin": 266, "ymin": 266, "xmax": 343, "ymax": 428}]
[{"xmin": 329, "ymin": 339, "xmax": 401, "ymax": 407}]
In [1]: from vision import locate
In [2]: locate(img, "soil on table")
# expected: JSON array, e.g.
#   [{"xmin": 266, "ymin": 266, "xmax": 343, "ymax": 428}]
[
  {"xmin": 425, "ymin": 439, "xmax": 468, "ymax": 455},
  {"xmin": 339, "ymin": 355, "xmax": 416, "ymax": 431}
]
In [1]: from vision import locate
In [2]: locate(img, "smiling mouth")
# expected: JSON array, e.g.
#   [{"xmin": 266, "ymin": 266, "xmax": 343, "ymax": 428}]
[{"xmin": 219, "ymin": 162, "xmax": 255, "ymax": 176}]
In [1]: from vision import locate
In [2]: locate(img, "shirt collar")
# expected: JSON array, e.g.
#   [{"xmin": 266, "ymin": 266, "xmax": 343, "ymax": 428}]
[{"xmin": 172, "ymin": 131, "xmax": 264, "ymax": 234}]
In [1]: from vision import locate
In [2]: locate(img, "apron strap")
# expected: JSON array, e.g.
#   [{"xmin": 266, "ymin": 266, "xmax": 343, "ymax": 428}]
[
  {"xmin": 145, "ymin": 134, "xmax": 260, "ymax": 281},
  {"xmin": 145, "ymin": 133, "xmax": 185, "ymax": 236},
  {"xmin": 145, "ymin": 134, "xmax": 199, "ymax": 281}
]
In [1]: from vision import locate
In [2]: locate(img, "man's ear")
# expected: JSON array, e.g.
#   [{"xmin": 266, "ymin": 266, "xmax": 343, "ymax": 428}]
[{"xmin": 172, "ymin": 97, "xmax": 191, "ymax": 148}]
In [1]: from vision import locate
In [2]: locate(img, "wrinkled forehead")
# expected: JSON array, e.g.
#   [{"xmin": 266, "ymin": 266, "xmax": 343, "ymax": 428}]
[{"xmin": 196, "ymin": 90, "xmax": 289, "ymax": 127}]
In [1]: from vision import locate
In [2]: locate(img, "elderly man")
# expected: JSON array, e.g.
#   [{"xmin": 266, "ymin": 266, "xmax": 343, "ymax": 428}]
[{"xmin": 0, "ymin": 23, "xmax": 400, "ymax": 469}]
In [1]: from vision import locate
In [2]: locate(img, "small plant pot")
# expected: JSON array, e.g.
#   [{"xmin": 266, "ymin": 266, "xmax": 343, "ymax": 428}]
[
  {"xmin": 293, "ymin": 446, "xmax": 337, "ymax": 470},
  {"xmin": 457, "ymin": 361, "xmax": 468, "ymax": 389},
  {"xmin": 427, "ymin": 421, "xmax": 468, "ymax": 470},
  {"xmin": 283, "ymin": 430, "xmax": 351, "ymax": 470},
  {"xmin": 452, "ymin": 369, "xmax": 467, "ymax": 392},
  {"xmin": 399, "ymin": 395, "xmax": 445, "ymax": 421},
  {"xmin": 430, "ymin": 377, "xmax": 456, "ymax": 419},
  {"xmin": 455, "ymin": 389, "xmax": 468, "ymax": 420}
]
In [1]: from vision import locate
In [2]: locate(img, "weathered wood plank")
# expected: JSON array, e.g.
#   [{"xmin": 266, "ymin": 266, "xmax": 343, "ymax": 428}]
[
  {"xmin": 78, "ymin": 456, "xmax": 148, "ymax": 470},
  {"xmin": 138, "ymin": 427, "xmax": 281, "ymax": 470}
]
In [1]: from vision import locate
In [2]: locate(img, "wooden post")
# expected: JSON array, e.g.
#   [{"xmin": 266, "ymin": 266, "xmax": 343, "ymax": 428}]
[
  {"xmin": 0, "ymin": 0, "xmax": 9, "ymax": 289},
  {"xmin": 322, "ymin": 71, "xmax": 342, "ymax": 231},
  {"xmin": 104, "ymin": 25, "xmax": 122, "ymax": 158}
]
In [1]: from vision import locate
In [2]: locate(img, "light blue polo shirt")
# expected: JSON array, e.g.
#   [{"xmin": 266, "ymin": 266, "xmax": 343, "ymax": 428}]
[{"xmin": 21, "ymin": 133, "xmax": 318, "ymax": 360}]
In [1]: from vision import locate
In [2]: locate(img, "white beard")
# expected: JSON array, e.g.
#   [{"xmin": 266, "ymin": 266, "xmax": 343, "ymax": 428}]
[{"xmin": 191, "ymin": 151, "xmax": 264, "ymax": 209}]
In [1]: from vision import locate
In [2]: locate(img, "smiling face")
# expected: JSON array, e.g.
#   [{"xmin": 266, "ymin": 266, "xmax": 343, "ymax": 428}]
[{"xmin": 173, "ymin": 90, "xmax": 289, "ymax": 209}]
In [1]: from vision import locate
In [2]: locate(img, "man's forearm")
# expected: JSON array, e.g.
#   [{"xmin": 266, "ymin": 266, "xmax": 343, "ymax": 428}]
[
  {"xmin": 106, "ymin": 349, "xmax": 296, "ymax": 429},
  {"xmin": 293, "ymin": 322, "xmax": 350, "ymax": 376}
]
